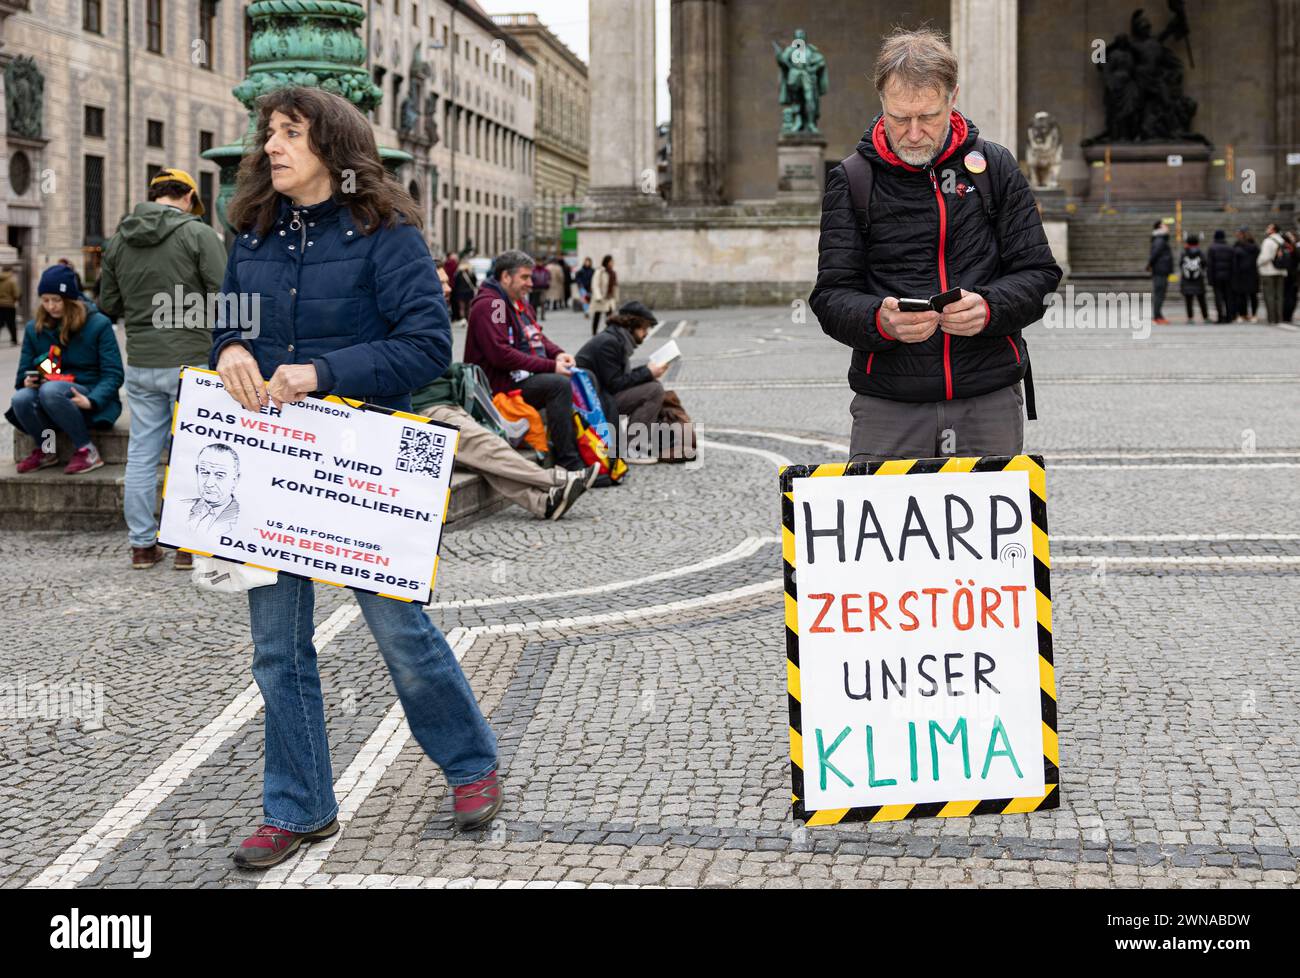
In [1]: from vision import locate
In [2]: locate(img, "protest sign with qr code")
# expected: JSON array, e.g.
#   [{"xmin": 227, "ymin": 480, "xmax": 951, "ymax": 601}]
[{"xmin": 158, "ymin": 368, "xmax": 460, "ymax": 604}]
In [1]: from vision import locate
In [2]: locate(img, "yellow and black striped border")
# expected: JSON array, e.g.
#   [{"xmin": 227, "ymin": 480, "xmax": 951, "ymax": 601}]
[
  {"xmin": 158, "ymin": 367, "xmax": 460, "ymax": 605},
  {"xmin": 779, "ymin": 454, "xmax": 1058, "ymax": 825}
]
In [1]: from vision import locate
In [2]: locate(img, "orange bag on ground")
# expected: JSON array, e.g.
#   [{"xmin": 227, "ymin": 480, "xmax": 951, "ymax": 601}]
[{"xmin": 493, "ymin": 390, "xmax": 548, "ymax": 454}]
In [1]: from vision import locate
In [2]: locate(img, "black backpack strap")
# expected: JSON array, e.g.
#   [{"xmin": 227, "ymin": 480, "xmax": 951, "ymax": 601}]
[
  {"xmin": 1022, "ymin": 354, "xmax": 1037, "ymax": 421},
  {"xmin": 965, "ymin": 135, "xmax": 1000, "ymax": 225},
  {"xmin": 967, "ymin": 136, "xmax": 1038, "ymax": 421},
  {"xmin": 840, "ymin": 151, "xmax": 873, "ymax": 239}
]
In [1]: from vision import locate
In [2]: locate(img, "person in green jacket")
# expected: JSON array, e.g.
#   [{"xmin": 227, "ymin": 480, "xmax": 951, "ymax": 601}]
[
  {"xmin": 10, "ymin": 264, "xmax": 123, "ymax": 474},
  {"xmin": 97, "ymin": 167, "xmax": 228, "ymax": 570}
]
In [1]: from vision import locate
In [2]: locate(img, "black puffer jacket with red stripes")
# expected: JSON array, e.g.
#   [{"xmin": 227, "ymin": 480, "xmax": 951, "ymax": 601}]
[{"xmin": 809, "ymin": 111, "xmax": 1061, "ymax": 403}]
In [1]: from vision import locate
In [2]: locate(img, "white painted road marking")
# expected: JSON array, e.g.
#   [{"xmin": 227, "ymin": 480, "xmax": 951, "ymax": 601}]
[
  {"xmin": 431, "ymin": 535, "xmax": 778, "ymax": 609},
  {"xmin": 27, "ymin": 603, "xmax": 362, "ymax": 889},
  {"xmin": 262, "ymin": 579, "xmax": 783, "ymax": 886}
]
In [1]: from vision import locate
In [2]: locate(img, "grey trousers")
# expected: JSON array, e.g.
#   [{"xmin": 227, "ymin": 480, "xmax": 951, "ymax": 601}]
[
  {"xmin": 848, "ymin": 383, "xmax": 1025, "ymax": 463},
  {"xmin": 614, "ymin": 380, "xmax": 666, "ymax": 431},
  {"xmin": 421, "ymin": 404, "xmax": 560, "ymax": 518}
]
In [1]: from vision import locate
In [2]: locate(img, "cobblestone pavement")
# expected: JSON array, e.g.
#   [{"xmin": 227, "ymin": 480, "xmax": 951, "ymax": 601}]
[{"xmin": 2, "ymin": 307, "xmax": 1298, "ymax": 888}]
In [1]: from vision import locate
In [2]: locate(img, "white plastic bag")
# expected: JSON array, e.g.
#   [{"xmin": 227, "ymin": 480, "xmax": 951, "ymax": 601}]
[{"xmin": 191, "ymin": 554, "xmax": 278, "ymax": 593}]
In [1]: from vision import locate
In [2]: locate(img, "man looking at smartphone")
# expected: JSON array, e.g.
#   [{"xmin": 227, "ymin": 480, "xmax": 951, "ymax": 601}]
[{"xmin": 809, "ymin": 28, "xmax": 1061, "ymax": 462}]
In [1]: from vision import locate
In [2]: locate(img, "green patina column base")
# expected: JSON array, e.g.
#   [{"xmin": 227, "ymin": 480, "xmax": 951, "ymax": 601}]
[{"xmin": 204, "ymin": 0, "xmax": 411, "ymax": 239}]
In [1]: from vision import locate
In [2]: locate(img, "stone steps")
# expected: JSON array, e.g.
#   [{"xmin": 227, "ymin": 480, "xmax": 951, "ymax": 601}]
[
  {"xmin": 0, "ymin": 458, "xmax": 505, "ymax": 531},
  {"xmin": 13, "ymin": 425, "xmax": 133, "ymax": 465},
  {"xmin": 1063, "ymin": 275, "xmax": 1233, "ymax": 298},
  {"xmin": 1066, "ymin": 206, "xmax": 1290, "ymax": 276},
  {"xmin": 5, "ymin": 409, "xmax": 510, "ymax": 530}
]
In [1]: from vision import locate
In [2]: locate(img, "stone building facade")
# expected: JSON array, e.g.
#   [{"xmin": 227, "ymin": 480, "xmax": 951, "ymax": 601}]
[
  {"xmin": 669, "ymin": 0, "xmax": 1299, "ymax": 204},
  {"xmin": 0, "ymin": 0, "xmax": 248, "ymax": 317},
  {"xmin": 581, "ymin": 0, "xmax": 1300, "ymax": 308},
  {"xmin": 0, "ymin": 0, "xmax": 537, "ymax": 323},
  {"xmin": 367, "ymin": 0, "xmax": 536, "ymax": 259},
  {"xmin": 493, "ymin": 12, "xmax": 588, "ymax": 257}
]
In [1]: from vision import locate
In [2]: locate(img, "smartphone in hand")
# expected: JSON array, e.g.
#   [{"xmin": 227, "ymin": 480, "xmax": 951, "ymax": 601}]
[{"xmin": 930, "ymin": 287, "xmax": 963, "ymax": 311}]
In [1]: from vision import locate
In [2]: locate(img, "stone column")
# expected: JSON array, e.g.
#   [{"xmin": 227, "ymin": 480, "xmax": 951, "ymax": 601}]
[
  {"xmin": 670, "ymin": 0, "xmax": 726, "ymax": 204},
  {"xmin": 1277, "ymin": 0, "xmax": 1300, "ymax": 202},
  {"xmin": 950, "ymin": 0, "xmax": 1017, "ymax": 154},
  {"xmin": 584, "ymin": 0, "xmax": 660, "ymax": 215}
]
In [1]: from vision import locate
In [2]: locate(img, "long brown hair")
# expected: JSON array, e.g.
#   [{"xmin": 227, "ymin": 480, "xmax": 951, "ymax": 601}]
[
  {"xmin": 36, "ymin": 298, "xmax": 87, "ymax": 346},
  {"xmin": 228, "ymin": 86, "xmax": 422, "ymax": 239}
]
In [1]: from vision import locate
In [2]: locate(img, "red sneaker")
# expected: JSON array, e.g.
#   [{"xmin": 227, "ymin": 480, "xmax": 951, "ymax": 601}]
[
  {"xmin": 15, "ymin": 448, "xmax": 59, "ymax": 473},
  {"xmin": 231, "ymin": 820, "xmax": 339, "ymax": 870},
  {"xmin": 453, "ymin": 770, "xmax": 503, "ymax": 830},
  {"xmin": 64, "ymin": 445, "xmax": 104, "ymax": 475}
]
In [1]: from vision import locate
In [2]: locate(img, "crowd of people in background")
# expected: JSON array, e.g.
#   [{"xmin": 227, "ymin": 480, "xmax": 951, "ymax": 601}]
[
  {"xmin": 7, "ymin": 211, "xmax": 692, "ymax": 536},
  {"xmin": 1149, "ymin": 219, "xmax": 1298, "ymax": 324},
  {"xmin": 438, "ymin": 251, "xmax": 624, "ymax": 339}
]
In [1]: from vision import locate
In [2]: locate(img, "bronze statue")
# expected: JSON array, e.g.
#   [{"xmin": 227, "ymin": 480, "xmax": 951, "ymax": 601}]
[
  {"xmin": 773, "ymin": 30, "xmax": 828, "ymax": 135},
  {"xmin": 1084, "ymin": 1, "xmax": 1207, "ymax": 145}
]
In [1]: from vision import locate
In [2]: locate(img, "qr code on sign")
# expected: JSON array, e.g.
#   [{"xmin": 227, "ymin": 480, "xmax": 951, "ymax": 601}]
[{"xmin": 396, "ymin": 425, "xmax": 448, "ymax": 478}]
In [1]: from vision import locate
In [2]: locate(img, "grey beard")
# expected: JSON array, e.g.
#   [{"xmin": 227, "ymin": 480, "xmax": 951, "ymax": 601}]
[{"xmin": 892, "ymin": 124, "xmax": 951, "ymax": 167}]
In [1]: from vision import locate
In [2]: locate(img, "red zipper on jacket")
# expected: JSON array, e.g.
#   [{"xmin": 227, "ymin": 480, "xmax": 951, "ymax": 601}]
[
  {"xmin": 866, "ymin": 112, "xmax": 968, "ymax": 396},
  {"xmin": 1006, "ymin": 336, "xmax": 1021, "ymax": 363},
  {"xmin": 929, "ymin": 167, "xmax": 953, "ymax": 400}
]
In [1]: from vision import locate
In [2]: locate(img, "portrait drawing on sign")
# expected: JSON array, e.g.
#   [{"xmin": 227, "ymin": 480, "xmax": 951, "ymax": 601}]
[{"xmin": 185, "ymin": 443, "xmax": 241, "ymax": 535}]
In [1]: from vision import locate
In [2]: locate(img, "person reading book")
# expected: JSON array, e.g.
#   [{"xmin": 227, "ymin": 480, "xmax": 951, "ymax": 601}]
[{"xmin": 575, "ymin": 301, "xmax": 670, "ymax": 464}]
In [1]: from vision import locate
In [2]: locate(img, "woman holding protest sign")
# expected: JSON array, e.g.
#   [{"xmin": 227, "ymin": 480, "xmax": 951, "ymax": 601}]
[{"xmin": 210, "ymin": 87, "xmax": 500, "ymax": 869}]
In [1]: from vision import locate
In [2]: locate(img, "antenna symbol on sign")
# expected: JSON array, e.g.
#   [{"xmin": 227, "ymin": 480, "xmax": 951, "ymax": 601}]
[{"xmin": 999, "ymin": 543, "xmax": 1027, "ymax": 567}]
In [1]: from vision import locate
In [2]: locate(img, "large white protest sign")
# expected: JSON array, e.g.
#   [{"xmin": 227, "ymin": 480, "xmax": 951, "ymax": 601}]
[
  {"xmin": 780, "ymin": 456, "xmax": 1058, "ymax": 824},
  {"xmin": 158, "ymin": 368, "xmax": 459, "ymax": 604}
]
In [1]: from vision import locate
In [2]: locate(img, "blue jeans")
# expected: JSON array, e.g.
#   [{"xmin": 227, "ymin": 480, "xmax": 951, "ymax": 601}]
[
  {"xmin": 10, "ymin": 381, "xmax": 93, "ymax": 449},
  {"xmin": 124, "ymin": 366, "xmax": 181, "ymax": 548},
  {"xmin": 248, "ymin": 575, "xmax": 498, "ymax": 833}
]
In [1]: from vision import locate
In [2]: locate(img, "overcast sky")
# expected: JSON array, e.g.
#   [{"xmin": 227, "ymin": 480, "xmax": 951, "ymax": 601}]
[{"xmin": 476, "ymin": 0, "xmax": 672, "ymax": 124}]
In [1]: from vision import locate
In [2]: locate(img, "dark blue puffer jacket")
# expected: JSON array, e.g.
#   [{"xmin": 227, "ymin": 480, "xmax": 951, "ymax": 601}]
[{"xmin": 209, "ymin": 194, "xmax": 450, "ymax": 412}]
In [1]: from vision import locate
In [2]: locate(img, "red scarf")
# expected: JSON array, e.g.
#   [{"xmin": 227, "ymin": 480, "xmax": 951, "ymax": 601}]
[{"xmin": 512, "ymin": 300, "xmax": 548, "ymax": 357}]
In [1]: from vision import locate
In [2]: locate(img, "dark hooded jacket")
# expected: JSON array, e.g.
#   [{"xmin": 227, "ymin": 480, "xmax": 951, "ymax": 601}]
[
  {"xmin": 809, "ymin": 111, "xmax": 1061, "ymax": 403},
  {"xmin": 1147, "ymin": 231, "xmax": 1173, "ymax": 277},
  {"xmin": 1207, "ymin": 238, "xmax": 1234, "ymax": 284},
  {"xmin": 98, "ymin": 202, "xmax": 228, "ymax": 368},
  {"xmin": 1231, "ymin": 239, "xmax": 1261, "ymax": 293},
  {"xmin": 575, "ymin": 323, "xmax": 653, "ymax": 396}
]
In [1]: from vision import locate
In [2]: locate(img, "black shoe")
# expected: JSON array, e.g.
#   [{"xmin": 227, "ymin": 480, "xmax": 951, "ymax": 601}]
[
  {"xmin": 543, "ymin": 471, "xmax": 588, "ymax": 520},
  {"xmin": 592, "ymin": 473, "xmax": 623, "ymax": 489},
  {"xmin": 579, "ymin": 462, "xmax": 601, "ymax": 489}
]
